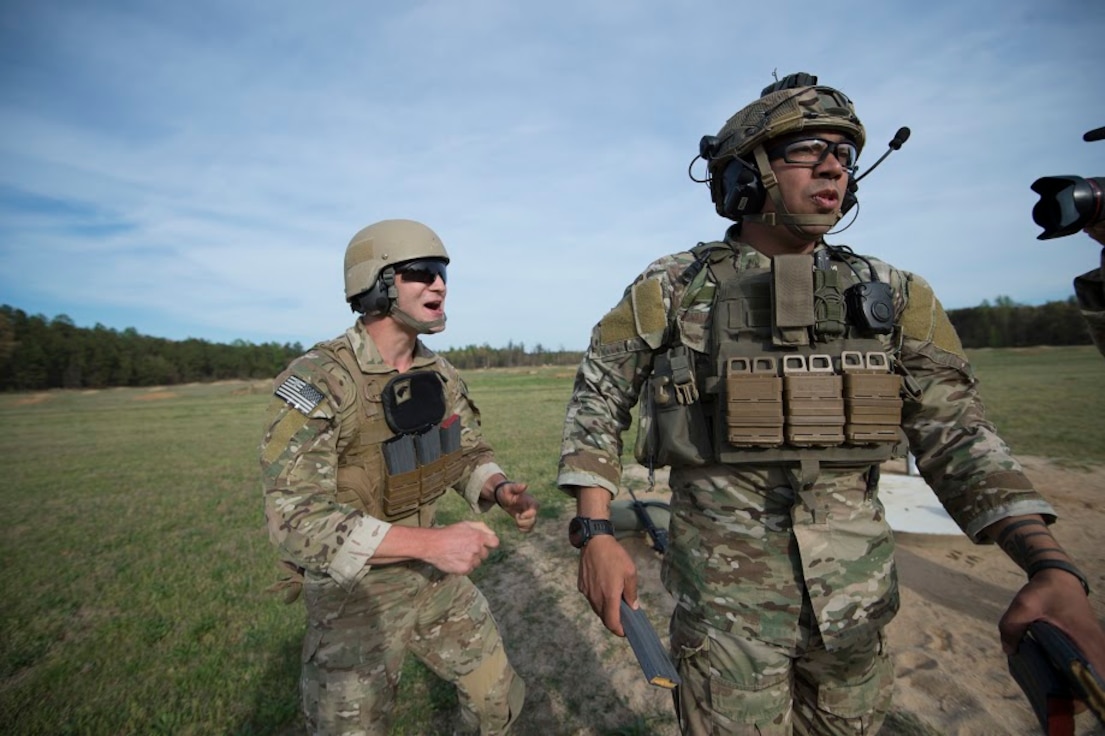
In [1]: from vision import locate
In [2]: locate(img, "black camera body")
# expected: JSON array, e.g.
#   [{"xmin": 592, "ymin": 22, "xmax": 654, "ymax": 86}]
[{"xmin": 1031, "ymin": 126, "xmax": 1105, "ymax": 240}]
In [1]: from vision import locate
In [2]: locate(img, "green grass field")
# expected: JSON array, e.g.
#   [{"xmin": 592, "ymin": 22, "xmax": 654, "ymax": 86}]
[{"xmin": 0, "ymin": 347, "xmax": 1101, "ymax": 734}]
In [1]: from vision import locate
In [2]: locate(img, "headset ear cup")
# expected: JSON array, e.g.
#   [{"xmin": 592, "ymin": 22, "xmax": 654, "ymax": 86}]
[
  {"xmin": 372, "ymin": 290, "xmax": 390, "ymax": 314},
  {"xmin": 351, "ymin": 275, "xmax": 393, "ymax": 315},
  {"xmin": 721, "ymin": 160, "xmax": 765, "ymax": 219},
  {"xmin": 841, "ymin": 174, "xmax": 858, "ymax": 215}
]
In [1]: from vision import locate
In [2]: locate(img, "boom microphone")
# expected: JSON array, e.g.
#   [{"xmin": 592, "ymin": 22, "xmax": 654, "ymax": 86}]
[
  {"xmin": 1084, "ymin": 126, "xmax": 1105, "ymax": 143},
  {"xmin": 889, "ymin": 126, "xmax": 911, "ymax": 150},
  {"xmin": 854, "ymin": 126, "xmax": 911, "ymax": 183}
]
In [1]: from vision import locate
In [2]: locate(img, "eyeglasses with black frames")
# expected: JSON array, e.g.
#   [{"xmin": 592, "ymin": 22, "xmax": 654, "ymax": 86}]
[{"xmin": 766, "ymin": 137, "xmax": 859, "ymax": 170}]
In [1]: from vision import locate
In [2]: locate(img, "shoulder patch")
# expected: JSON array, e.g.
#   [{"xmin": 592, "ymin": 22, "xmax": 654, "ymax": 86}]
[
  {"xmin": 262, "ymin": 411, "xmax": 310, "ymax": 464},
  {"xmin": 631, "ymin": 278, "xmax": 667, "ymax": 348},
  {"xmin": 275, "ymin": 375, "xmax": 325, "ymax": 415},
  {"xmin": 598, "ymin": 294, "xmax": 637, "ymax": 345},
  {"xmin": 901, "ymin": 278, "xmax": 966, "ymax": 359}
]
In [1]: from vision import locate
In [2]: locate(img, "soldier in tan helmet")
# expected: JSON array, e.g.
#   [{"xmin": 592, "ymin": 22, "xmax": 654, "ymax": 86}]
[
  {"xmin": 261, "ymin": 219, "xmax": 536, "ymax": 735},
  {"xmin": 557, "ymin": 73, "xmax": 1105, "ymax": 734}
]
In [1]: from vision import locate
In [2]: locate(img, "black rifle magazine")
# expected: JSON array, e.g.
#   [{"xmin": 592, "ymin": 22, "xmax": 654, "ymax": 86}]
[
  {"xmin": 1008, "ymin": 620, "xmax": 1105, "ymax": 733},
  {"xmin": 619, "ymin": 600, "xmax": 681, "ymax": 689}
]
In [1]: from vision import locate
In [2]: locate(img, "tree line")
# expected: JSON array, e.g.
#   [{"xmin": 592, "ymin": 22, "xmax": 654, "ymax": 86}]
[
  {"xmin": 945, "ymin": 296, "xmax": 1092, "ymax": 349},
  {"xmin": 438, "ymin": 341, "xmax": 585, "ymax": 371},
  {"xmin": 0, "ymin": 306, "xmax": 304, "ymax": 391},
  {"xmin": 0, "ymin": 297, "xmax": 1092, "ymax": 392}
]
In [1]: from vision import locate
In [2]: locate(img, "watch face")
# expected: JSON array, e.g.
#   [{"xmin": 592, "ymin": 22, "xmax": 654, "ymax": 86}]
[{"xmin": 568, "ymin": 517, "xmax": 587, "ymax": 549}]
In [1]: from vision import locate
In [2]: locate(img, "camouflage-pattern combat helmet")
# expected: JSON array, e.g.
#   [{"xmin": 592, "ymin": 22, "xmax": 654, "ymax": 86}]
[
  {"xmin": 343, "ymin": 219, "xmax": 450, "ymax": 302},
  {"xmin": 710, "ymin": 75, "xmax": 865, "ymax": 171},
  {"xmin": 706, "ymin": 74, "xmax": 866, "ymax": 212}
]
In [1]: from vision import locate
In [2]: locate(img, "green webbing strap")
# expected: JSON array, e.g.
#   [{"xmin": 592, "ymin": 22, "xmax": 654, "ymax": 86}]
[{"xmin": 813, "ymin": 266, "xmax": 847, "ymax": 337}]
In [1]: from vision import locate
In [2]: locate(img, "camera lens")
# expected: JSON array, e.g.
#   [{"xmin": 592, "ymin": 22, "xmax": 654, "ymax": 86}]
[{"xmin": 1031, "ymin": 175, "xmax": 1105, "ymax": 240}]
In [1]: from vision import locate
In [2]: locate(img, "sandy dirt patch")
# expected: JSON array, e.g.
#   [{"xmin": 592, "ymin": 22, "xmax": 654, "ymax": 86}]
[
  {"xmin": 12, "ymin": 393, "xmax": 51, "ymax": 406},
  {"xmin": 133, "ymin": 391, "xmax": 177, "ymax": 401}
]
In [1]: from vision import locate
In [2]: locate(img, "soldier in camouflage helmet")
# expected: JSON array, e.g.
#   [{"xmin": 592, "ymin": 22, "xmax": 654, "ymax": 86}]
[
  {"xmin": 261, "ymin": 219, "xmax": 537, "ymax": 735},
  {"xmin": 557, "ymin": 73, "xmax": 1105, "ymax": 734}
]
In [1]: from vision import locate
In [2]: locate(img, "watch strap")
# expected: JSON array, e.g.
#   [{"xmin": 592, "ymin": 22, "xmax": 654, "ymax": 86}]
[
  {"xmin": 569, "ymin": 516, "xmax": 616, "ymax": 548},
  {"xmin": 588, "ymin": 519, "xmax": 615, "ymax": 537}
]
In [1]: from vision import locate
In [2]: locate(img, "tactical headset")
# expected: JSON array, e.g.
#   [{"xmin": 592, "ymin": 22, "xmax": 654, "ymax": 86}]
[{"xmin": 350, "ymin": 267, "xmax": 397, "ymax": 316}]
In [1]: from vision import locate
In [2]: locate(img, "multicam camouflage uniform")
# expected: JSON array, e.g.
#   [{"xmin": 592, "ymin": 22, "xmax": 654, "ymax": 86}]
[
  {"xmin": 558, "ymin": 235, "xmax": 1056, "ymax": 734},
  {"xmin": 261, "ymin": 320, "xmax": 524, "ymax": 736}
]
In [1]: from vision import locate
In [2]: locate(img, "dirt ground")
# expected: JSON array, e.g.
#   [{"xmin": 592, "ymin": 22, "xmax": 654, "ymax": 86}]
[{"xmin": 478, "ymin": 457, "xmax": 1105, "ymax": 736}]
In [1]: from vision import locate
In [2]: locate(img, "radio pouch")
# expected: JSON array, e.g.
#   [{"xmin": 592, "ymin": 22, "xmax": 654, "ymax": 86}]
[{"xmin": 634, "ymin": 345, "xmax": 711, "ymax": 468}]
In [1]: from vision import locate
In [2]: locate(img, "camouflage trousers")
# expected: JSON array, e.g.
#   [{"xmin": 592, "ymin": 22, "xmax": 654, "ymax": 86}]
[
  {"xmin": 669, "ymin": 605, "xmax": 893, "ymax": 735},
  {"xmin": 300, "ymin": 561, "xmax": 525, "ymax": 735}
]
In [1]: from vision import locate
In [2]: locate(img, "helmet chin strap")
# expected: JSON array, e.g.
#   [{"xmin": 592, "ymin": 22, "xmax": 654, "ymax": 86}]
[
  {"xmin": 390, "ymin": 304, "xmax": 446, "ymax": 335},
  {"xmin": 743, "ymin": 146, "xmax": 842, "ymax": 238}
]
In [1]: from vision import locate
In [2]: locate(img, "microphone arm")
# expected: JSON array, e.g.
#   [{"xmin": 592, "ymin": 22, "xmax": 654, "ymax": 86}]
[{"xmin": 854, "ymin": 127, "xmax": 911, "ymax": 183}]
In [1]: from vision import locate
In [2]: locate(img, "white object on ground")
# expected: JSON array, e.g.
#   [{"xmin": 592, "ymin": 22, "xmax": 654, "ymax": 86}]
[{"xmin": 879, "ymin": 473, "xmax": 961, "ymax": 536}]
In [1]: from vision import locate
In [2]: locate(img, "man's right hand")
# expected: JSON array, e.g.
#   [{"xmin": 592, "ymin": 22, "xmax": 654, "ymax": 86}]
[
  {"xmin": 578, "ymin": 534, "xmax": 639, "ymax": 637},
  {"xmin": 425, "ymin": 520, "xmax": 500, "ymax": 575}
]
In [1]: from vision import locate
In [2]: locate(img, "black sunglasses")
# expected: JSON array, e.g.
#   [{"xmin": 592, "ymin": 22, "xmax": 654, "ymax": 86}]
[{"xmin": 395, "ymin": 259, "xmax": 447, "ymax": 285}]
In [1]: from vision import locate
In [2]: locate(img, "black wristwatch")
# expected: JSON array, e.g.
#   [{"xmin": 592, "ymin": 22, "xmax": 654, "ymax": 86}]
[{"xmin": 568, "ymin": 516, "xmax": 615, "ymax": 549}]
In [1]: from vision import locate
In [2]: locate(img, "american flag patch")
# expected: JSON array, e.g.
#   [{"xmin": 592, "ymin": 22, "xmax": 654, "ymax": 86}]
[{"xmin": 275, "ymin": 375, "xmax": 325, "ymax": 415}]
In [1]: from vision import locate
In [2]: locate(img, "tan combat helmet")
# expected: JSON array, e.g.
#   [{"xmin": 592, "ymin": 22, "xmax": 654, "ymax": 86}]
[
  {"xmin": 702, "ymin": 72, "xmax": 865, "ymax": 235},
  {"xmin": 343, "ymin": 219, "xmax": 450, "ymax": 332}
]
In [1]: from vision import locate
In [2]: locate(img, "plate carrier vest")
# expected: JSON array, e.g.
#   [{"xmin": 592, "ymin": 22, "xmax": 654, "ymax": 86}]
[
  {"xmin": 321, "ymin": 336, "xmax": 467, "ymax": 527},
  {"xmin": 638, "ymin": 242, "xmax": 906, "ymax": 480}
]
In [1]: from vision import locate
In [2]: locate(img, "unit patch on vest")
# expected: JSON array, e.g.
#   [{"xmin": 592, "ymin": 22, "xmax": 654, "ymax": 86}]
[{"xmin": 275, "ymin": 375, "xmax": 325, "ymax": 415}]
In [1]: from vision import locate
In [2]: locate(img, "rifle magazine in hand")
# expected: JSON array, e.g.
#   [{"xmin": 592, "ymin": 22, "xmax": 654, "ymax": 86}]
[{"xmin": 620, "ymin": 599, "xmax": 681, "ymax": 689}]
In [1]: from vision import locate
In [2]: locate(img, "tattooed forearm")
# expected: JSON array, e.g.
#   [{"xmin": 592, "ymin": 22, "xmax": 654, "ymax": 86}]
[
  {"xmin": 993, "ymin": 518, "xmax": 1066, "ymax": 572},
  {"xmin": 986, "ymin": 515, "xmax": 1091, "ymax": 595}
]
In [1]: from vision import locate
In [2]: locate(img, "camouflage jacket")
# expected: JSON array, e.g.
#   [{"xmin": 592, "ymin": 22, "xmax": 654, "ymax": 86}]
[
  {"xmin": 260, "ymin": 320, "xmax": 503, "ymax": 591},
  {"xmin": 558, "ymin": 237, "xmax": 1056, "ymax": 650}
]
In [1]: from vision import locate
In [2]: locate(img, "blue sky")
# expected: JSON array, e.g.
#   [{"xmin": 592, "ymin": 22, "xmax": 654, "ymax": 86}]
[{"xmin": 2, "ymin": 0, "xmax": 1103, "ymax": 352}]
